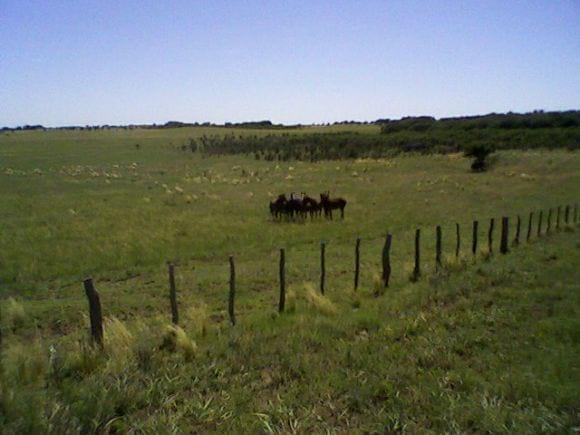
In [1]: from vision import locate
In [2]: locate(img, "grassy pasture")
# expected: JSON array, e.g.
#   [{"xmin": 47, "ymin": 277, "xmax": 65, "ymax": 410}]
[{"xmin": 0, "ymin": 127, "xmax": 579, "ymax": 432}]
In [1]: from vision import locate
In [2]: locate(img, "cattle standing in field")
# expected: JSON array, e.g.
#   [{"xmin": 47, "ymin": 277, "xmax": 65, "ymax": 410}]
[
  {"xmin": 285, "ymin": 193, "xmax": 305, "ymax": 219},
  {"xmin": 320, "ymin": 191, "xmax": 347, "ymax": 219},
  {"xmin": 269, "ymin": 191, "xmax": 345, "ymax": 221},
  {"xmin": 302, "ymin": 194, "xmax": 321, "ymax": 219},
  {"xmin": 270, "ymin": 194, "xmax": 288, "ymax": 220}
]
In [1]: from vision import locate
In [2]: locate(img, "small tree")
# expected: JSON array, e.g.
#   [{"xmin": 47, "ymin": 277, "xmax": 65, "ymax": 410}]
[{"xmin": 465, "ymin": 144, "xmax": 495, "ymax": 172}]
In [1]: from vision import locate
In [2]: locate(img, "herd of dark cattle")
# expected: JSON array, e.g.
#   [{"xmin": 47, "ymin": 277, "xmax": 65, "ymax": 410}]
[{"xmin": 269, "ymin": 192, "xmax": 347, "ymax": 220}]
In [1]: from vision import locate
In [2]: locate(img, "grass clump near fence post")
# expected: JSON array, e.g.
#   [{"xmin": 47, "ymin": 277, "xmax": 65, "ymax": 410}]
[
  {"xmin": 546, "ymin": 208, "xmax": 552, "ymax": 234},
  {"xmin": 168, "ymin": 263, "xmax": 179, "ymax": 325},
  {"xmin": 228, "ymin": 256, "xmax": 236, "ymax": 326},
  {"xmin": 279, "ymin": 248, "xmax": 286, "ymax": 313},
  {"xmin": 83, "ymin": 278, "xmax": 104, "ymax": 348}
]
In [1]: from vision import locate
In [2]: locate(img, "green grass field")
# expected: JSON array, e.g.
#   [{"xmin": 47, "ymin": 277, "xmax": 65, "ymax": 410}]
[{"xmin": 0, "ymin": 127, "xmax": 579, "ymax": 432}]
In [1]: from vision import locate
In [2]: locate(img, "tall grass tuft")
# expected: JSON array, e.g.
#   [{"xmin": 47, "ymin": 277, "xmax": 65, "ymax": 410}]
[
  {"xmin": 104, "ymin": 316, "xmax": 134, "ymax": 372},
  {"xmin": 303, "ymin": 283, "xmax": 337, "ymax": 315},
  {"xmin": 160, "ymin": 325, "xmax": 197, "ymax": 361},
  {"xmin": 186, "ymin": 303, "xmax": 209, "ymax": 337},
  {"xmin": 4, "ymin": 297, "xmax": 26, "ymax": 330},
  {"xmin": 3, "ymin": 340, "xmax": 48, "ymax": 386}
]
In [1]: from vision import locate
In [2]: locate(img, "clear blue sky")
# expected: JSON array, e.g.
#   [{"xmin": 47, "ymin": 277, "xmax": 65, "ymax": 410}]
[{"xmin": 1, "ymin": 0, "xmax": 578, "ymax": 127}]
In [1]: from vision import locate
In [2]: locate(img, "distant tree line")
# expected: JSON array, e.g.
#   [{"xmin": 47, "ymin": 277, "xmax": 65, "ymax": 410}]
[{"xmin": 377, "ymin": 110, "xmax": 579, "ymax": 133}]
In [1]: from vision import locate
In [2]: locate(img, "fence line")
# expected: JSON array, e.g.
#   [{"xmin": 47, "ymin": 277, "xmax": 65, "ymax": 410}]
[{"xmin": 80, "ymin": 202, "xmax": 577, "ymax": 341}]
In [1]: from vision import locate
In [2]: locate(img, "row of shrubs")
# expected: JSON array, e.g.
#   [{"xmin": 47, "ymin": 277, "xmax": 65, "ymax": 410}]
[{"xmin": 183, "ymin": 125, "xmax": 579, "ymax": 162}]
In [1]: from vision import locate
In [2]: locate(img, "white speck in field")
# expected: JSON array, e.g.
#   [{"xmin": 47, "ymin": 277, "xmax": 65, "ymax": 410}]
[
  {"xmin": 143, "ymin": 197, "xmax": 151, "ymax": 203},
  {"xmin": 285, "ymin": 175, "xmax": 294, "ymax": 180},
  {"xmin": 288, "ymin": 166, "xmax": 294, "ymax": 171},
  {"xmin": 174, "ymin": 186, "xmax": 184, "ymax": 194}
]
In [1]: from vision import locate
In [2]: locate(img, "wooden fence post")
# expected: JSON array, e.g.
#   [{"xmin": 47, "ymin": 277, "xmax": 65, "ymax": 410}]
[
  {"xmin": 320, "ymin": 241, "xmax": 326, "ymax": 294},
  {"xmin": 488, "ymin": 218, "xmax": 495, "ymax": 255},
  {"xmin": 515, "ymin": 215, "xmax": 521, "ymax": 246},
  {"xmin": 228, "ymin": 256, "xmax": 236, "ymax": 326},
  {"xmin": 455, "ymin": 223, "xmax": 460, "ymax": 258},
  {"xmin": 546, "ymin": 208, "xmax": 552, "ymax": 234},
  {"xmin": 556, "ymin": 206, "xmax": 561, "ymax": 230},
  {"xmin": 412, "ymin": 229, "xmax": 421, "ymax": 281},
  {"xmin": 381, "ymin": 234, "xmax": 392, "ymax": 289},
  {"xmin": 500, "ymin": 217, "xmax": 509, "ymax": 254},
  {"xmin": 354, "ymin": 238, "xmax": 361, "ymax": 291},
  {"xmin": 472, "ymin": 220, "xmax": 478, "ymax": 257},
  {"xmin": 526, "ymin": 212, "xmax": 533, "ymax": 242},
  {"xmin": 435, "ymin": 225, "xmax": 442, "ymax": 271},
  {"xmin": 83, "ymin": 278, "xmax": 104, "ymax": 348},
  {"xmin": 279, "ymin": 249, "xmax": 285, "ymax": 313},
  {"xmin": 537, "ymin": 210, "xmax": 543, "ymax": 237},
  {"xmin": 565, "ymin": 205, "xmax": 570, "ymax": 225},
  {"xmin": 168, "ymin": 263, "xmax": 179, "ymax": 325}
]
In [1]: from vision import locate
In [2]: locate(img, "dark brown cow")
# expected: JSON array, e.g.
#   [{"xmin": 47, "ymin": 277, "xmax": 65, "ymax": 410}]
[{"xmin": 320, "ymin": 191, "xmax": 347, "ymax": 219}]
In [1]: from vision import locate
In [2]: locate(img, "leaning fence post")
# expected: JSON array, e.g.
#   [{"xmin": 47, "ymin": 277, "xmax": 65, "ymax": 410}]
[
  {"xmin": 435, "ymin": 225, "xmax": 442, "ymax": 271},
  {"xmin": 381, "ymin": 234, "xmax": 392, "ymax": 290},
  {"xmin": 488, "ymin": 218, "xmax": 495, "ymax": 255},
  {"xmin": 556, "ymin": 206, "xmax": 561, "ymax": 230},
  {"xmin": 412, "ymin": 229, "xmax": 421, "ymax": 281},
  {"xmin": 320, "ymin": 241, "xmax": 326, "ymax": 294},
  {"xmin": 455, "ymin": 223, "xmax": 460, "ymax": 258},
  {"xmin": 472, "ymin": 220, "xmax": 478, "ymax": 257},
  {"xmin": 565, "ymin": 205, "xmax": 570, "ymax": 226},
  {"xmin": 279, "ymin": 249, "xmax": 285, "ymax": 313},
  {"xmin": 537, "ymin": 210, "xmax": 543, "ymax": 237},
  {"xmin": 513, "ymin": 215, "xmax": 521, "ymax": 246},
  {"xmin": 168, "ymin": 263, "xmax": 179, "ymax": 325},
  {"xmin": 526, "ymin": 212, "xmax": 533, "ymax": 242},
  {"xmin": 546, "ymin": 208, "xmax": 552, "ymax": 234},
  {"xmin": 500, "ymin": 217, "xmax": 509, "ymax": 254},
  {"xmin": 354, "ymin": 237, "xmax": 361, "ymax": 291},
  {"xmin": 228, "ymin": 256, "xmax": 236, "ymax": 326},
  {"xmin": 83, "ymin": 278, "xmax": 104, "ymax": 348}
]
